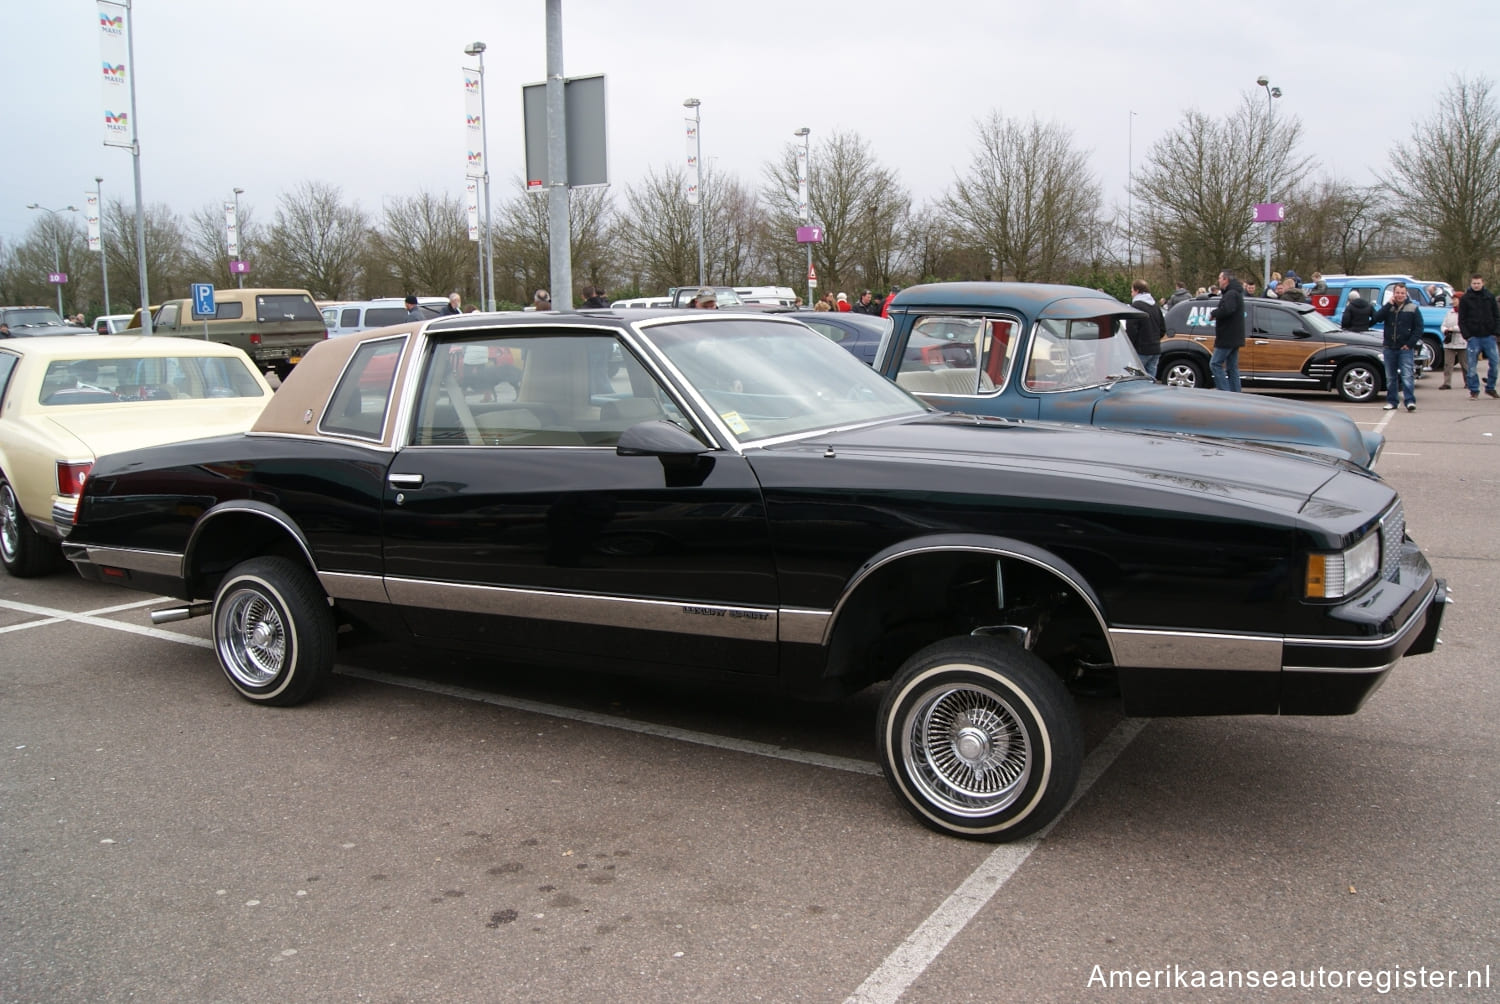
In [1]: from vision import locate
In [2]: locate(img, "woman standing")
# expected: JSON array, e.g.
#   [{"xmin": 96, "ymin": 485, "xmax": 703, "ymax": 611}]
[{"xmin": 1440, "ymin": 298, "xmax": 1467, "ymax": 390}]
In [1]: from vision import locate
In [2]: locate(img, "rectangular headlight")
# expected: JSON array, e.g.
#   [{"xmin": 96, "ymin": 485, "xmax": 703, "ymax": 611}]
[{"xmin": 1306, "ymin": 531, "xmax": 1381, "ymax": 599}]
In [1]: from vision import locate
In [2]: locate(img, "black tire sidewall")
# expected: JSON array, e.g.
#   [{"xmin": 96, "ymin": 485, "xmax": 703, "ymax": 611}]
[
  {"xmin": 1, "ymin": 478, "xmax": 56, "ymax": 578},
  {"xmin": 213, "ymin": 557, "xmax": 333, "ymax": 705},
  {"xmin": 878, "ymin": 640, "xmax": 1082, "ymax": 841}
]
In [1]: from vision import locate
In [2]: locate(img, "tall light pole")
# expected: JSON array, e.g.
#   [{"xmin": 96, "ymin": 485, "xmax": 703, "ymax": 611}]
[
  {"xmin": 795, "ymin": 126, "xmax": 811, "ymax": 304},
  {"xmin": 465, "ymin": 41, "xmax": 495, "ymax": 311},
  {"xmin": 684, "ymin": 97, "xmax": 704, "ymax": 286},
  {"xmin": 94, "ymin": 178, "xmax": 111, "ymax": 315},
  {"xmin": 232, "ymin": 186, "xmax": 245, "ymax": 287},
  {"xmin": 1257, "ymin": 76, "xmax": 1282, "ymax": 290},
  {"xmin": 1127, "ymin": 110, "xmax": 1136, "ymax": 277},
  {"xmin": 26, "ymin": 203, "xmax": 78, "ymax": 316}
]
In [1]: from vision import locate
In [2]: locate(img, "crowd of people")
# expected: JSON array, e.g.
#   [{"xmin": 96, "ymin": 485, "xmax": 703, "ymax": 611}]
[{"xmin": 1169, "ymin": 268, "xmax": 1499, "ymax": 407}]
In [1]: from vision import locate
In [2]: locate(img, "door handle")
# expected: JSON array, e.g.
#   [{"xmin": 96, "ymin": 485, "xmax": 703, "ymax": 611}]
[{"xmin": 388, "ymin": 473, "xmax": 425, "ymax": 489}]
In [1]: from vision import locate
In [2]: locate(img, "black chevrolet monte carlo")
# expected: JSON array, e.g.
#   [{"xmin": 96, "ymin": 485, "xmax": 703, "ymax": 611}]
[{"xmin": 61, "ymin": 309, "xmax": 1447, "ymax": 841}]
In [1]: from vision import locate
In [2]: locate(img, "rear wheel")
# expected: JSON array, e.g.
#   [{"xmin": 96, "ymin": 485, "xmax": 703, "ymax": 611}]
[
  {"xmin": 0, "ymin": 478, "xmax": 59, "ymax": 578},
  {"xmin": 213, "ymin": 556, "xmax": 335, "ymax": 706},
  {"xmin": 1418, "ymin": 335, "xmax": 1442, "ymax": 378},
  {"xmin": 877, "ymin": 637, "xmax": 1082, "ymax": 841},
  {"xmin": 1334, "ymin": 360, "xmax": 1381, "ymax": 403},
  {"xmin": 1160, "ymin": 356, "xmax": 1207, "ymax": 389}
]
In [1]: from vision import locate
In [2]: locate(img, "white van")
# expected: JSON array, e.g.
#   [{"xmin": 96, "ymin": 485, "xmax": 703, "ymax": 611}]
[
  {"xmin": 323, "ymin": 297, "xmax": 448, "ymax": 336},
  {"xmin": 735, "ymin": 285, "xmax": 798, "ymax": 306}
]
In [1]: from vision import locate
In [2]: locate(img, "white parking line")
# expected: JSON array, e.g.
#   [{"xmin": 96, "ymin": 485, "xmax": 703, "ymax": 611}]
[
  {"xmin": 844, "ymin": 718, "xmax": 1147, "ymax": 1004},
  {"xmin": 0, "ymin": 597, "xmax": 212, "ymax": 648}
]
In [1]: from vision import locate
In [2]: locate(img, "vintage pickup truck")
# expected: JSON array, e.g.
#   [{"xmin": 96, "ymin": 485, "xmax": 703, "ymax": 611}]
[{"xmin": 869, "ymin": 282, "xmax": 1384, "ymax": 469}]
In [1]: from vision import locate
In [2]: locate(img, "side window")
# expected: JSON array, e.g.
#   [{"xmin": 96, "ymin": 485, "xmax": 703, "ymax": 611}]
[
  {"xmin": 0, "ymin": 352, "xmax": 17, "ymax": 407},
  {"xmin": 1254, "ymin": 308, "xmax": 1301, "ymax": 337},
  {"xmin": 1350, "ymin": 286, "xmax": 1380, "ymax": 307},
  {"xmin": 803, "ymin": 320, "xmax": 846, "ymax": 343},
  {"xmin": 157, "ymin": 303, "xmax": 180, "ymax": 329},
  {"xmin": 214, "ymin": 301, "xmax": 244, "ymax": 320},
  {"xmin": 980, "ymin": 318, "xmax": 1018, "ymax": 391},
  {"xmin": 412, "ymin": 332, "xmax": 695, "ymax": 448},
  {"xmin": 894, "ymin": 316, "xmax": 983, "ymax": 395},
  {"xmin": 320, "ymin": 336, "xmax": 406, "ymax": 440},
  {"xmin": 340, "ymin": 308, "xmax": 360, "ymax": 329}
]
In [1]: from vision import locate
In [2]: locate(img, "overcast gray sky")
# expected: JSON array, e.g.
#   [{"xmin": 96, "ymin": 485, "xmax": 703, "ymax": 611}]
[{"xmin": 2, "ymin": 0, "xmax": 1494, "ymax": 250}]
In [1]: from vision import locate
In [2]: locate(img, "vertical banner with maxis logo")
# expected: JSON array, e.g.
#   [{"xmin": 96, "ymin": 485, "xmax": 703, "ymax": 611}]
[
  {"xmin": 97, "ymin": 1, "xmax": 132, "ymax": 148},
  {"xmin": 464, "ymin": 69, "xmax": 484, "ymax": 179},
  {"xmin": 85, "ymin": 192, "xmax": 102, "ymax": 252},
  {"xmin": 224, "ymin": 203, "xmax": 239, "ymax": 258},
  {"xmin": 684, "ymin": 119, "xmax": 699, "ymax": 205},
  {"xmin": 465, "ymin": 181, "xmax": 480, "ymax": 242}
]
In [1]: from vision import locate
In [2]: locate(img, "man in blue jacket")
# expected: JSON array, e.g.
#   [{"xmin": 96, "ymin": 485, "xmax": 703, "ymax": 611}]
[
  {"xmin": 1371, "ymin": 282, "xmax": 1422, "ymax": 411},
  {"xmin": 1208, "ymin": 270, "xmax": 1245, "ymax": 391}
]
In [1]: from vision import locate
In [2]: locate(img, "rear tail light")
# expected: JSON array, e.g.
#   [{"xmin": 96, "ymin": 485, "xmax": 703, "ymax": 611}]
[
  {"xmin": 57, "ymin": 461, "xmax": 92, "ymax": 498},
  {"xmin": 250, "ymin": 332, "xmax": 262, "ymax": 345}
]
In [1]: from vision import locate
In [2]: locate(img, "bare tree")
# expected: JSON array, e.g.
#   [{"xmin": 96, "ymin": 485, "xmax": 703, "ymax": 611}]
[
  {"xmin": 101, "ymin": 198, "xmax": 189, "ymax": 308},
  {"xmin": 1277, "ymin": 179, "xmax": 1395, "ymax": 276},
  {"xmin": 1134, "ymin": 95, "xmax": 1311, "ymax": 288},
  {"xmin": 762, "ymin": 130, "xmax": 906, "ymax": 293},
  {"xmin": 365, "ymin": 190, "xmax": 474, "ymax": 299},
  {"xmin": 617, "ymin": 165, "xmax": 705, "ymax": 293},
  {"xmin": 256, "ymin": 181, "xmax": 369, "ymax": 299},
  {"xmin": 943, "ymin": 112, "xmax": 1102, "ymax": 282},
  {"xmin": 183, "ymin": 201, "xmax": 258, "ymax": 289},
  {"xmin": 492, "ymin": 184, "xmax": 616, "ymax": 307},
  {"xmin": 1381, "ymin": 75, "xmax": 1500, "ymax": 281}
]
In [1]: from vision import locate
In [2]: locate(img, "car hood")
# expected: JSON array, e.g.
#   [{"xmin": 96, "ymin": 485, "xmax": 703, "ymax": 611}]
[
  {"xmin": 1042, "ymin": 380, "xmax": 1380, "ymax": 469},
  {"xmin": 42, "ymin": 399, "xmax": 270, "ymax": 459},
  {"xmin": 767, "ymin": 413, "xmax": 1362, "ymax": 517}
]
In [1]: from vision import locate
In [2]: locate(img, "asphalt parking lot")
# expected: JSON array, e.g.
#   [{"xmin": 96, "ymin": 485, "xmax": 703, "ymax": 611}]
[{"xmin": 3, "ymin": 387, "xmax": 1497, "ymax": 1003}]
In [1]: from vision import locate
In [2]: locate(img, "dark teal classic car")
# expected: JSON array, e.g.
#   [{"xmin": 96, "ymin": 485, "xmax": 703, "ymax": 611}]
[
  {"xmin": 872, "ymin": 283, "xmax": 1384, "ymax": 469},
  {"xmin": 61, "ymin": 310, "xmax": 1444, "ymax": 841}
]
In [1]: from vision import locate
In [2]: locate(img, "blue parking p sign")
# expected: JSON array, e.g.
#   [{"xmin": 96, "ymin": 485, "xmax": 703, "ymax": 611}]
[{"xmin": 191, "ymin": 283, "xmax": 216, "ymax": 319}]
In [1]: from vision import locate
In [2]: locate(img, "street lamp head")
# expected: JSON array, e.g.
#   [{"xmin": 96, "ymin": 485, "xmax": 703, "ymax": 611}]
[
  {"xmin": 794, "ymin": 127, "xmax": 809, "ymax": 137},
  {"xmin": 464, "ymin": 41, "xmax": 486, "ymax": 56},
  {"xmin": 233, "ymin": 187, "xmax": 244, "ymax": 195},
  {"xmin": 26, "ymin": 202, "xmax": 39, "ymax": 209},
  {"xmin": 683, "ymin": 97, "xmax": 700, "ymax": 108},
  {"xmin": 1256, "ymin": 75, "xmax": 1269, "ymax": 87},
  {"xmin": 1270, "ymin": 86, "xmax": 1282, "ymax": 99},
  {"xmin": 95, "ymin": 176, "xmax": 103, "ymax": 184},
  {"xmin": 65, "ymin": 205, "xmax": 77, "ymax": 212}
]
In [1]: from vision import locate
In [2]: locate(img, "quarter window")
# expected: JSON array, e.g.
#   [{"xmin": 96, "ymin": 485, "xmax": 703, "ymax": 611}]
[{"xmin": 321, "ymin": 337, "xmax": 405, "ymax": 440}]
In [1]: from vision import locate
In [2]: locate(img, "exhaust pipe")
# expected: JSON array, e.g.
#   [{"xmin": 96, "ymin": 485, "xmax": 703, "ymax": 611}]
[{"xmin": 150, "ymin": 601, "xmax": 213, "ymax": 625}]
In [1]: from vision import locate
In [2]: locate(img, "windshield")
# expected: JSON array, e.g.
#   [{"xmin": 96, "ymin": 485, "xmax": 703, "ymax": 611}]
[
  {"xmin": 640, "ymin": 317, "xmax": 926, "ymax": 442},
  {"xmin": 3, "ymin": 308, "xmax": 69, "ymax": 329},
  {"xmin": 1023, "ymin": 317, "xmax": 1146, "ymax": 392}
]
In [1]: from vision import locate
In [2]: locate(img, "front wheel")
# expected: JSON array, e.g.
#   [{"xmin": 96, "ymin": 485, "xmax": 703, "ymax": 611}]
[
  {"xmin": 1159, "ymin": 356, "xmax": 1206, "ymax": 389},
  {"xmin": 213, "ymin": 556, "xmax": 335, "ymax": 706},
  {"xmin": 1334, "ymin": 360, "xmax": 1381, "ymax": 403},
  {"xmin": 877, "ymin": 637, "xmax": 1083, "ymax": 841},
  {"xmin": 1418, "ymin": 336, "xmax": 1442, "ymax": 378}
]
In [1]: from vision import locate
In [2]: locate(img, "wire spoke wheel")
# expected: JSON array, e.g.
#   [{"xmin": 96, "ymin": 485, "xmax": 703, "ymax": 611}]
[{"xmin": 903, "ymin": 683, "xmax": 1032, "ymax": 817}]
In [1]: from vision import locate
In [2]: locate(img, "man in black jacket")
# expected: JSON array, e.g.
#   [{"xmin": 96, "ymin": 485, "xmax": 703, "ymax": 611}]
[
  {"xmin": 1341, "ymin": 292, "xmax": 1375, "ymax": 332},
  {"xmin": 1207, "ymin": 270, "xmax": 1245, "ymax": 391},
  {"xmin": 1126, "ymin": 279, "xmax": 1164, "ymax": 378},
  {"xmin": 1457, "ymin": 274, "xmax": 1500, "ymax": 399},
  {"xmin": 1371, "ymin": 282, "xmax": 1422, "ymax": 411}
]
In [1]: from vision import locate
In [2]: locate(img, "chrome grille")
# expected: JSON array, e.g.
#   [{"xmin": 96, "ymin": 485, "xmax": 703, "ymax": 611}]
[{"xmin": 1380, "ymin": 502, "xmax": 1404, "ymax": 582}]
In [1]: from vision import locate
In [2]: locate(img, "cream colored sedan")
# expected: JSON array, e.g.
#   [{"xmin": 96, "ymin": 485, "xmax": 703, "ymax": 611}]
[{"xmin": 0, "ymin": 336, "xmax": 273, "ymax": 577}]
